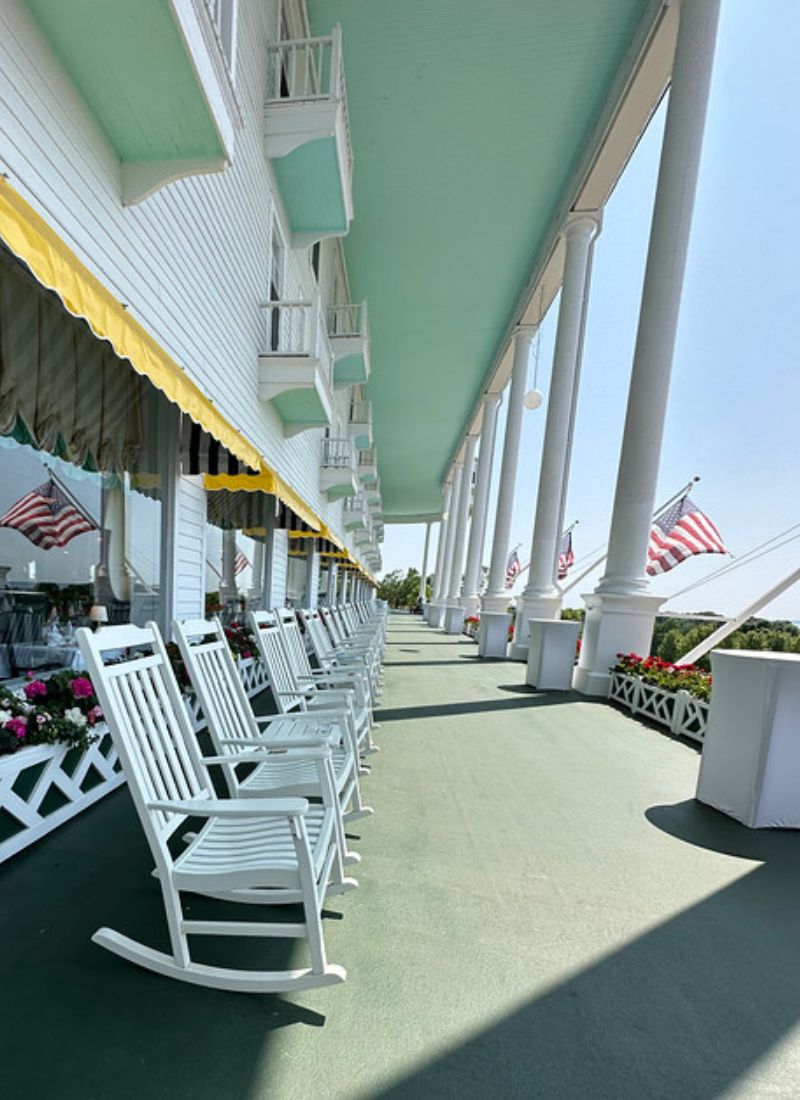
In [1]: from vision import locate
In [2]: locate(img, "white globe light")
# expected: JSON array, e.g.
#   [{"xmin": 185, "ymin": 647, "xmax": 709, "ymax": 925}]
[{"xmin": 524, "ymin": 388, "xmax": 543, "ymax": 410}]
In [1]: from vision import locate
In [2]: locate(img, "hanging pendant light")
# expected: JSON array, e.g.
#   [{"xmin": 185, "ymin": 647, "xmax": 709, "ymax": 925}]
[{"xmin": 523, "ymin": 285, "xmax": 545, "ymax": 411}]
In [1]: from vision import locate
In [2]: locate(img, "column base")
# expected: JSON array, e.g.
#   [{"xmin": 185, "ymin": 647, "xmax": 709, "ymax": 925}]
[
  {"xmin": 572, "ymin": 591, "xmax": 664, "ymax": 697},
  {"xmin": 462, "ymin": 595, "xmax": 481, "ymax": 619},
  {"xmin": 526, "ymin": 619, "xmax": 581, "ymax": 691},
  {"xmin": 478, "ymin": 611, "xmax": 511, "ymax": 659},
  {"xmin": 509, "ymin": 593, "xmax": 561, "ymax": 661},
  {"xmin": 426, "ymin": 602, "xmax": 446, "ymax": 628},
  {"xmin": 444, "ymin": 604, "xmax": 466, "ymax": 635}
]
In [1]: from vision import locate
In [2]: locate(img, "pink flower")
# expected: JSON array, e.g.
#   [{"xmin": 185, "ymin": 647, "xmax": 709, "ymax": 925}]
[
  {"xmin": 5, "ymin": 717, "xmax": 27, "ymax": 740},
  {"xmin": 87, "ymin": 705, "xmax": 103, "ymax": 725},
  {"xmin": 23, "ymin": 679, "xmax": 47, "ymax": 700},
  {"xmin": 70, "ymin": 677, "xmax": 94, "ymax": 699}
]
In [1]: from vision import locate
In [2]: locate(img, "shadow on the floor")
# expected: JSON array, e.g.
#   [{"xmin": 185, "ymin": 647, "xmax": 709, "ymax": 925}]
[
  {"xmin": 373, "ymin": 801, "xmax": 800, "ymax": 1099},
  {"xmin": 381, "ymin": 660, "xmax": 483, "ymax": 668},
  {"xmin": 376, "ymin": 695, "xmax": 574, "ymax": 723}
]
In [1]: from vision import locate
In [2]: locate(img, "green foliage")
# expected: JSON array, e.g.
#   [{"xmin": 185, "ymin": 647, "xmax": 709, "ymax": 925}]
[
  {"xmin": 377, "ymin": 568, "xmax": 428, "ymax": 608},
  {"xmin": 0, "ymin": 670, "xmax": 103, "ymax": 756},
  {"xmin": 651, "ymin": 615, "xmax": 800, "ymax": 671}
]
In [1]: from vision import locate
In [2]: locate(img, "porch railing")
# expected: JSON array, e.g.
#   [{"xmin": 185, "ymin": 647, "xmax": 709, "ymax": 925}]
[
  {"xmin": 358, "ymin": 447, "xmax": 377, "ymax": 467},
  {"xmin": 266, "ymin": 27, "xmax": 353, "ymax": 177}
]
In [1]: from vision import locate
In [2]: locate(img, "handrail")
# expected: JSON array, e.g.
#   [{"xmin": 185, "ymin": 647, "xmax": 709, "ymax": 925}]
[{"xmin": 322, "ymin": 437, "xmax": 351, "ymax": 468}]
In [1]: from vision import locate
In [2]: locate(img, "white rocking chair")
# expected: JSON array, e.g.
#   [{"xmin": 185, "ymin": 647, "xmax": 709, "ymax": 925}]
[
  {"xmin": 173, "ymin": 617, "xmax": 372, "ymax": 851},
  {"xmin": 301, "ymin": 608, "xmax": 383, "ymax": 702},
  {"xmin": 249, "ymin": 610, "xmax": 378, "ymax": 757},
  {"xmin": 76, "ymin": 621, "xmax": 351, "ymax": 994}
]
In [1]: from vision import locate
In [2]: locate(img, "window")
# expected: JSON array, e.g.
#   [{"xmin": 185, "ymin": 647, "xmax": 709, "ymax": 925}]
[{"xmin": 205, "ymin": 0, "xmax": 238, "ymax": 80}]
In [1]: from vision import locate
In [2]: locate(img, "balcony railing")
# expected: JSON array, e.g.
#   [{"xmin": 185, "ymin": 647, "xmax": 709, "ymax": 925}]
[
  {"xmin": 258, "ymin": 299, "xmax": 334, "ymax": 435},
  {"xmin": 265, "ymin": 28, "xmax": 353, "ymax": 179},
  {"xmin": 322, "ymin": 436, "xmax": 352, "ymax": 468},
  {"xmin": 328, "ymin": 301, "xmax": 367, "ymax": 339}
]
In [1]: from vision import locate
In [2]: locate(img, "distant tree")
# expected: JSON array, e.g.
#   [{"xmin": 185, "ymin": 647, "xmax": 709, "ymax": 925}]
[{"xmin": 377, "ymin": 567, "xmax": 425, "ymax": 608}]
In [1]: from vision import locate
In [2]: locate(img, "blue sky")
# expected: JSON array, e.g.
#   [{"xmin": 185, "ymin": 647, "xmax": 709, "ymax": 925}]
[{"xmin": 381, "ymin": 0, "xmax": 800, "ymax": 620}]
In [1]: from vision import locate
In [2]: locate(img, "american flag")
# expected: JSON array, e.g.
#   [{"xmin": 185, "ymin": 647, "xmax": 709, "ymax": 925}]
[
  {"xmin": 646, "ymin": 495, "xmax": 727, "ymax": 576},
  {"xmin": 504, "ymin": 548, "xmax": 521, "ymax": 589},
  {"xmin": 557, "ymin": 530, "xmax": 575, "ymax": 580},
  {"xmin": 0, "ymin": 478, "xmax": 96, "ymax": 549},
  {"xmin": 234, "ymin": 546, "xmax": 250, "ymax": 575}
]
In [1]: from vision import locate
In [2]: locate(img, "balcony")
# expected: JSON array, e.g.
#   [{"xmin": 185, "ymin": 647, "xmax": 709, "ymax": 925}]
[
  {"xmin": 342, "ymin": 495, "xmax": 367, "ymax": 531},
  {"xmin": 258, "ymin": 300, "xmax": 334, "ymax": 437},
  {"xmin": 347, "ymin": 397, "xmax": 373, "ymax": 449},
  {"xmin": 319, "ymin": 436, "xmax": 358, "ymax": 502},
  {"xmin": 264, "ymin": 28, "xmax": 354, "ymax": 247},
  {"xmin": 26, "ymin": 0, "xmax": 240, "ymax": 204},
  {"xmin": 328, "ymin": 303, "xmax": 371, "ymax": 387},
  {"xmin": 3, "ymin": 617, "xmax": 797, "ymax": 1099},
  {"xmin": 357, "ymin": 447, "xmax": 378, "ymax": 484},
  {"xmin": 365, "ymin": 480, "xmax": 381, "ymax": 508}
]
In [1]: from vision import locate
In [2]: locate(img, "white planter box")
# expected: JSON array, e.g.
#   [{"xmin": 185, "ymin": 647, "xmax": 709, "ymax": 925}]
[
  {"xmin": 608, "ymin": 672, "xmax": 709, "ymax": 744},
  {"xmin": 0, "ymin": 656, "xmax": 270, "ymax": 864}
]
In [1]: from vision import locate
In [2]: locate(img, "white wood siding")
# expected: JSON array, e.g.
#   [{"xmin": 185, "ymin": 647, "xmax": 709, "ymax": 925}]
[
  {"xmin": 268, "ymin": 529, "xmax": 288, "ymax": 608},
  {"xmin": 0, "ymin": 0, "xmax": 349, "ymax": 545},
  {"xmin": 174, "ymin": 477, "xmax": 208, "ymax": 619}
]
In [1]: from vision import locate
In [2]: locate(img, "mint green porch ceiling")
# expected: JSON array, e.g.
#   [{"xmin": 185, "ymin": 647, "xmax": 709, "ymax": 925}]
[
  {"xmin": 309, "ymin": 0, "xmax": 652, "ymax": 517},
  {"xmin": 272, "ymin": 138, "xmax": 350, "ymax": 244},
  {"xmin": 23, "ymin": 0, "xmax": 223, "ymax": 163}
]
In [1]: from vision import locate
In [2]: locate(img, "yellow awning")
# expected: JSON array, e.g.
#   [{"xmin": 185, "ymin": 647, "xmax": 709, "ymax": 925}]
[
  {"xmin": 0, "ymin": 178, "xmax": 260, "ymax": 472},
  {"xmin": 204, "ymin": 469, "xmax": 320, "ymax": 532}
]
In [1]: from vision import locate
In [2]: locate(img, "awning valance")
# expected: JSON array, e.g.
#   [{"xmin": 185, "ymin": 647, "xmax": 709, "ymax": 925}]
[
  {"xmin": 0, "ymin": 177, "xmax": 260, "ymax": 472},
  {"xmin": 204, "ymin": 469, "xmax": 321, "ymax": 533}
]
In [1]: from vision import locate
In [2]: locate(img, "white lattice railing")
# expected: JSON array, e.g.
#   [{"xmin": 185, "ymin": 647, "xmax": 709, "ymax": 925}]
[
  {"xmin": 266, "ymin": 27, "xmax": 353, "ymax": 178},
  {"xmin": 608, "ymin": 672, "xmax": 709, "ymax": 744},
  {"xmin": 0, "ymin": 656, "xmax": 269, "ymax": 865}
]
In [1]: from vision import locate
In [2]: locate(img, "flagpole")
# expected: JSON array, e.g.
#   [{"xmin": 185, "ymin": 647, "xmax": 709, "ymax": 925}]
[{"xmin": 559, "ymin": 477, "xmax": 700, "ymax": 595}]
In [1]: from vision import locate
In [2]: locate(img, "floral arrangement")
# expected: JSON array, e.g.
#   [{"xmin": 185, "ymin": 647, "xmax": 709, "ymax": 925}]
[
  {"xmin": 613, "ymin": 653, "xmax": 712, "ymax": 703},
  {"xmin": 223, "ymin": 622, "xmax": 258, "ymax": 662},
  {"xmin": 465, "ymin": 616, "xmax": 480, "ymax": 626},
  {"xmin": 0, "ymin": 671, "xmax": 103, "ymax": 757}
]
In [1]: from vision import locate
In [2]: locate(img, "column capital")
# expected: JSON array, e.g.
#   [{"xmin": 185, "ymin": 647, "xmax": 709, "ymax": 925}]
[
  {"xmin": 481, "ymin": 391, "xmax": 502, "ymax": 411},
  {"xmin": 564, "ymin": 210, "xmax": 602, "ymax": 241},
  {"xmin": 513, "ymin": 323, "xmax": 538, "ymax": 343}
]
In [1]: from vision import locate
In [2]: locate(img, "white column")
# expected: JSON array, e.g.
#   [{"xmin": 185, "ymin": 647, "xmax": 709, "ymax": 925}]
[
  {"xmin": 220, "ymin": 529, "xmax": 237, "ymax": 608},
  {"xmin": 462, "ymin": 394, "xmax": 501, "ymax": 619},
  {"xmin": 444, "ymin": 434, "xmax": 478, "ymax": 633},
  {"xmin": 479, "ymin": 326, "xmax": 535, "ymax": 657},
  {"xmin": 341, "ymin": 568, "xmax": 349, "ymax": 604},
  {"xmin": 426, "ymin": 484, "xmax": 451, "ymax": 624},
  {"xmin": 305, "ymin": 545, "xmax": 320, "ymax": 609},
  {"xmin": 510, "ymin": 212, "xmax": 600, "ymax": 660},
  {"xmin": 326, "ymin": 561, "xmax": 339, "ymax": 606},
  {"xmin": 432, "ymin": 462, "xmax": 463, "ymax": 628},
  {"xmin": 575, "ymin": 0, "xmax": 721, "ymax": 696},
  {"xmin": 419, "ymin": 521, "xmax": 432, "ymax": 602},
  {"xmin": 249, "ymin": 541, "xmax": 265, "ymax": 605}
]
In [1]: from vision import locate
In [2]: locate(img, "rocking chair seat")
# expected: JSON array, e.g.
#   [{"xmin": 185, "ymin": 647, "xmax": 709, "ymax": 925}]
[
  {"xmin": 239, "ymin": 749, "xmax": 353, "ymax": 799},
  {"xmin": 174, "ymin": 805, "xmax": 336, "ymax": 891}
]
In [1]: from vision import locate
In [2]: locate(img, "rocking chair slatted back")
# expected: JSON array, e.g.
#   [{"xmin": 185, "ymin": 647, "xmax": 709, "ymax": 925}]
[
  {"xmin": 173, "ymin": 618, "xmax": 262, "ymax": 790},
  {"xmin": 249, "ymin": 610, "xmax": 307, "ymax": 713},
  {"xmin": 301, "ymin": 609, "xmax": 335, "ymax": 663},
  {"xmin": 76, "ymin": 623, "xmax": 210, "ymax": 841},
  {"xmin": 319, "ymin": 607, "xmax": 344, "ymax": 647},
  {"xmin": 276, "ymin": 608, "xmax": 316, "ymax": 682}
]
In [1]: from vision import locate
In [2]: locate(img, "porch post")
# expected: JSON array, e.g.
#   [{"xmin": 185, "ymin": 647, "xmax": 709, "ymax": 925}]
[
  {"xmin": 249, "ymin": 540, "xmax": 265, "ymax": 606},
  {"xmin": 510, "ymin": 212, "xmax": 600, "ymax": 660},
  {"xmin": 574, "ymin": 0, "xmax": 721, "ymax": 695},
  {"xmin": 462, "ymin": 393, "xmax": 501, "ymax": 619},
  {"xmin": 432, "ymin": 462, "xmax": 463, "ymax": 628},
  {"xmin": 220, "ymin": 529, "xmax": 237, "ymax": 609},
  {"xmin": 419, "ymin": 521, "xmax": 432, "ymax": 603},
  {"xmin": 426, "ymin": 483, "xmax": 451, "ymax": 625},
  {"xmin": 327, "ymin": 561, "xmax": 339, "ymax": 606},
  {"xmin": 444, "ymin": 435, "xmax": 478, "ymax": 633},
  {"xmin": 261, "ymin": 498, "xmax": 277, "ymax": 609},
  {"xmin": 479, "ymin": 326, "xmax": 535, "ymax": 656},
  {"xmin": 341, "ymin": 568, "xmax": 349, "ymax": 604},
  {"xmin": 305, "ymin": 544, "xmax": 320, "ymax": 609}
]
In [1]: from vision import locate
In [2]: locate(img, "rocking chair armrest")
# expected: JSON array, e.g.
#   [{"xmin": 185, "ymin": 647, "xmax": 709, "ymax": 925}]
[
  {"xmin": 219, "ymin": 734, "xmax": 335, "ymax": 749},
  {"xmin": 203, "ymin": 747, "xmax": 331, "ymax": 765},
  {"xmin": 146, "ymin": 797, "xmax": 309, "ymax": 818},
  {"xmin": 273, "ymin": 688, "xmax": 316, "ymax": 698},
  {"xmin": 253, "ymin": 713, "xmax": 319, "ymax": 726}
]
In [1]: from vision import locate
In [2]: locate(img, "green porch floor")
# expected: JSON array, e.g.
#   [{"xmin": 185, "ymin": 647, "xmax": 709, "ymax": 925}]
[{"xmin": 2, "ymin": 615, "xmax": 800, "ymax": 1098}]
